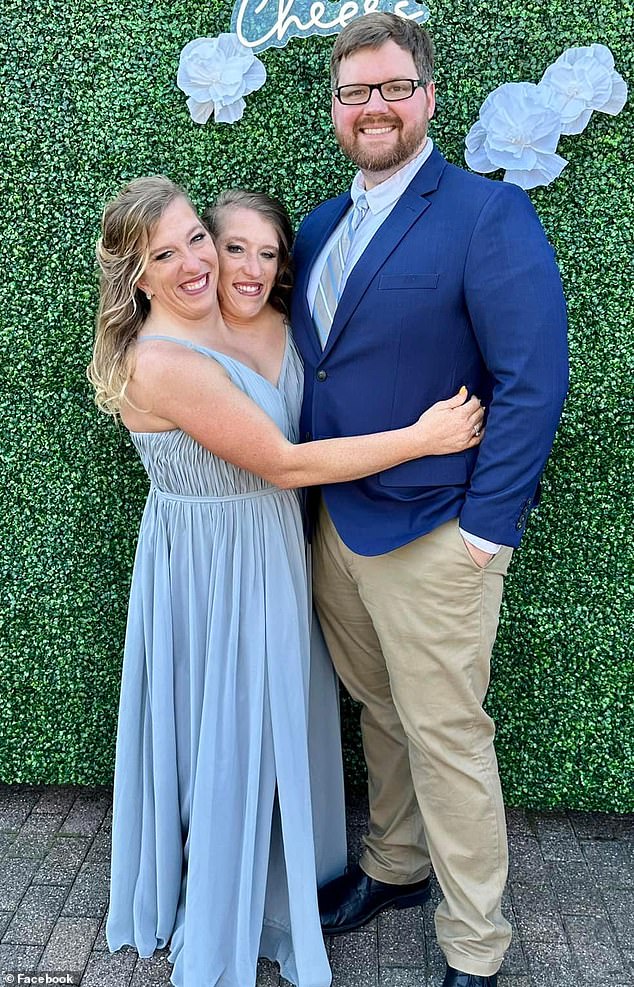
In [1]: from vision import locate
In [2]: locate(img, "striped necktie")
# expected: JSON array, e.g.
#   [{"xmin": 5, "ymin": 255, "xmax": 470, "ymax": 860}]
[{"xmin": 312, "ymin": 195, "xmax": 368, "ymax": 348}]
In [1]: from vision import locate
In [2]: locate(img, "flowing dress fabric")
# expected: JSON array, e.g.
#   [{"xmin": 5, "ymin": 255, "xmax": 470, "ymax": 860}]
[{"xmin": 106, "ymin": 333, "xmax": 345, "ymax": 987}]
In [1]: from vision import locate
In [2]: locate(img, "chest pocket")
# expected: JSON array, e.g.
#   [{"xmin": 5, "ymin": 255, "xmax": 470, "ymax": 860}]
[{"xmin": 378, "ymin": 274, "xmax": 439, "ymax": 290}]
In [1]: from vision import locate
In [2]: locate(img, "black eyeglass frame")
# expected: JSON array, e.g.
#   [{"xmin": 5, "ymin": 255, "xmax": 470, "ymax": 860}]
[{"xmin": 333, "ymin": 79, "xmax": 428, "ymax": 105}]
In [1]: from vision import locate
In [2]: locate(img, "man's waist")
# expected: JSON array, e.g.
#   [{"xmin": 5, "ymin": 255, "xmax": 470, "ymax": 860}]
[{"xmin": 317, "ymin": 485, "xmax": 466, "ymax": 557}]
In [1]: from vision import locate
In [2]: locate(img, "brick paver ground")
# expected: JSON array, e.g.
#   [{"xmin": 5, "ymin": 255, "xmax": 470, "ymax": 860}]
[{"xmin": 0, "ymin": 785, "xmax": 632, "ymax": 986}]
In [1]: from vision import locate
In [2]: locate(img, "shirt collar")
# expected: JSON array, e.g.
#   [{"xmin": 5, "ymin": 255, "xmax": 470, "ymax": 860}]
[{"xmin": 351, "ymin": 138, "xmax": 434, "ymax": 214}]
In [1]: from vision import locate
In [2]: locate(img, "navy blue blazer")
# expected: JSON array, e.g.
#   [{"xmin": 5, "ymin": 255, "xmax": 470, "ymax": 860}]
[{"xmin": 291, "ymin": 148, "xmax": 569, "ymax": 555}]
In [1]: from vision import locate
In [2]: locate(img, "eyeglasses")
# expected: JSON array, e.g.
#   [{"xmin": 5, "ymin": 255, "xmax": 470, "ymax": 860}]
[{"xmin": 333, "ymin": 79, "xmax": 427, "ymax": 105}]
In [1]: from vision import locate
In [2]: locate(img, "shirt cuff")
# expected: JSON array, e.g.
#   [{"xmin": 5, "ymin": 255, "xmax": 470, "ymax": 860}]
[{"xmin": 459, "ymin": 528, "xmax": 501, "ymax": 555}]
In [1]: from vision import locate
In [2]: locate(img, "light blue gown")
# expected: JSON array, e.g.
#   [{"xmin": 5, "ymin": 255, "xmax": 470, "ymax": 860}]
[{"xmin": 106, "ymin": 332, "xmax": 346, "ymax": 987}]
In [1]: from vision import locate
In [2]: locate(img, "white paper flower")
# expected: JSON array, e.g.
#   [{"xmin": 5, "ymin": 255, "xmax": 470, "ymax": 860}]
[
  {"xmin": 177, "ymin": 33, "xmax": 267, "ymax": 125},
  {"xmin": 538, "ymin": 44, "xmax": 628, "ymax": 135},
  {"xmin": 465, "ymin": 82, "xmax": 567, "ymax": 190}
]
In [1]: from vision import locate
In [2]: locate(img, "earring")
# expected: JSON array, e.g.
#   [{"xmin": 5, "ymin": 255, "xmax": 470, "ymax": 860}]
[{"xmin": 145, "ymin": 291, "xmax": 152, "ymax": 301}]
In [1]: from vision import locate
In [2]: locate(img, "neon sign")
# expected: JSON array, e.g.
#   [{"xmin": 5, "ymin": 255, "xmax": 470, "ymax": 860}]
[{"xmin": 231, "ymin": 0, "xmax": 430, "ymax": 53}]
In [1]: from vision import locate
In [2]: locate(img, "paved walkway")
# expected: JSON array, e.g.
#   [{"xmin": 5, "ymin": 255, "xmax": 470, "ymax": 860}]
[{"xmin": 0, "ymin": 785, "xmax": 632, "ymax": 986}]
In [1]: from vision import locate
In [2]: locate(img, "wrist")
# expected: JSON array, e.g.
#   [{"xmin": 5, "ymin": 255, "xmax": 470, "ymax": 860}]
[
  {"xmin": 409, "ymin": 422, "xmax": 431, "ymax": 458},
  {"xmin": 459, "ymin": 528, "xmax": 501, "ymax": 554}
]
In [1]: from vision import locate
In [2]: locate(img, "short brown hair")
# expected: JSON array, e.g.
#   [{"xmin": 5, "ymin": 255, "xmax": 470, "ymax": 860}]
[
  {"xmin": 203, "ymin": 189, "xmax": 294, "ymax": 315},
  {"xmin": 330, "ymin": 12, "xmax": 434, "ymax": 88}
]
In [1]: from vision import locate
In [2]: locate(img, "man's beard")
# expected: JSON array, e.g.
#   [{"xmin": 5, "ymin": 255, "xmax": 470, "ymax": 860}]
[{"xmin": 334, "ymin": 114, "xmax": 428, "ymax": 174}]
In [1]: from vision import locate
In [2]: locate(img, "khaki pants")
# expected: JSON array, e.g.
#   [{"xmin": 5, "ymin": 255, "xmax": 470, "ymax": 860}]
[{"xmin": 313, "ymin": 503, "xmax": 513, "ymax": 977}]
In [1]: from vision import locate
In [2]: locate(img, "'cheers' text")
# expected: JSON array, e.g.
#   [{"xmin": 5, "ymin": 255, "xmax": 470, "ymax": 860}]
[{"xmin": 231, "ymin": 0, "xmax": 430, "ymax": 53}]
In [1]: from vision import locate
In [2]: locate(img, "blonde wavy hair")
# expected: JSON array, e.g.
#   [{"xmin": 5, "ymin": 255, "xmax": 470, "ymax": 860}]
[{"xmin": 87, "ymin": 176, "xmax": 189, "ymax": 415}]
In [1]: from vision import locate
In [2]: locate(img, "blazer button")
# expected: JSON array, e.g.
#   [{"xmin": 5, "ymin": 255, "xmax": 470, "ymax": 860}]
[{"xmin": 316, "ymin": 370, "xmax": 327, "ymax": 381}]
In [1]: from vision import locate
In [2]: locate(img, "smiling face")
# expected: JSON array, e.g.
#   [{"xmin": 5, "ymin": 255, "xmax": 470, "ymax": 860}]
[
  {"xmin": 137, "ymin": 197, "xmax": 218, "ymax": 324},
  {"xmin": 213, "ymin": 206, "xmax": 281, "ymax": 325},
  {"xmin": 332, "ymin": 40, "xmax": 435, "ymax": 187}
]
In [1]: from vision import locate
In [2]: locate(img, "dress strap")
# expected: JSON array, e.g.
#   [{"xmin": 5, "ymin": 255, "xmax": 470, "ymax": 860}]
[{"xmin": 137, "ymin": 334, "xmax": 214, "ymax": 358}]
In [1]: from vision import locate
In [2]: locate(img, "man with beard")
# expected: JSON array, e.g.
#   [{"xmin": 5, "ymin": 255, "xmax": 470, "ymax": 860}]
[{"xmin": 290, "ymin": 12, "xmax": 568, "ymax": 987}]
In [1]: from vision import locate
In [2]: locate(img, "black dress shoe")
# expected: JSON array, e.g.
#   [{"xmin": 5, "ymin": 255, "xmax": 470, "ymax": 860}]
[
  {"xmin": 318, "ymin": 863, "xmax": 431, "ymax": 935},
  {"xmin": 442, "ymin": 964, "xmax": 498, "ymax": 986}
]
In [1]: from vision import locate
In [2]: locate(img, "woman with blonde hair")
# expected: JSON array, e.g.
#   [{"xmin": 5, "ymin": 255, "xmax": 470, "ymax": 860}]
[{"xmin": 89, "ymin": 175, "xmax": 484, "ymax": 987}]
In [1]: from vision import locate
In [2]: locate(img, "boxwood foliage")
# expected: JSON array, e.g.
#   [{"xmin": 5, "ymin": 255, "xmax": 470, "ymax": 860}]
[{"xmin": 1, "ymin": 0, "xmax": 632, "ymax": 810}]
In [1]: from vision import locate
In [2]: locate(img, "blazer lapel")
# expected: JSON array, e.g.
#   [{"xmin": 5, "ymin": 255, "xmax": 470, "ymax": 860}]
[{"xmin": 324, "ymin": 148, "xmax": 447, "ymax": 357}]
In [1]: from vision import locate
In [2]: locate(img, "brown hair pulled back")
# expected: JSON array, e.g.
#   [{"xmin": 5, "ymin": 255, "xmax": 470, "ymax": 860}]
[{"xmin": 203, "ymin": 189, "xmax": 294, "ymax": 315}]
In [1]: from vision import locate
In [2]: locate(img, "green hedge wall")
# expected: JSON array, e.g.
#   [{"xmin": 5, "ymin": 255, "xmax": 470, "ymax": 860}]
[{"xmin": 1, "ymin": 0, "xmax": 632, "ymax": 810}]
